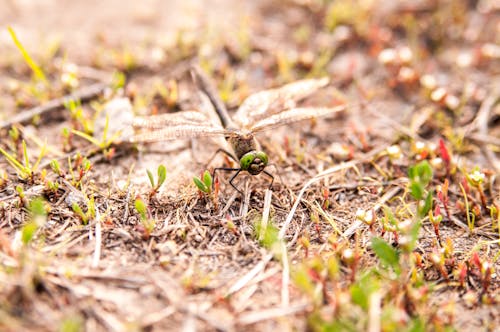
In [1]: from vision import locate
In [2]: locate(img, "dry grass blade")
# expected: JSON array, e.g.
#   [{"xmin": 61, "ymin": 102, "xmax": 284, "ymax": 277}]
[
  {"xmin": 259, "ymin": 189, "xmax": 273, "ymax": 241},
  {"xmin": 237, "ymin": 302, "xmax": 310, "ymax": 325},
  {"xmin": 91, "ymin": 209, "xmax": 102, "ymax": 269},
  {"xmin": 0, "ymin": 83, "xmax": 107, "ymax": 129},
  {"xmin": 225, "ymin": 253, "xmax": 274, "ymax": 297}
]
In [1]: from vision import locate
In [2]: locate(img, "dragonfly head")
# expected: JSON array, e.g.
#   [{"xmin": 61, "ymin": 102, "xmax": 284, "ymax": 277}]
[{"xmin": 240, "ymin": 151, "xmax": 268, "ymax": 175}]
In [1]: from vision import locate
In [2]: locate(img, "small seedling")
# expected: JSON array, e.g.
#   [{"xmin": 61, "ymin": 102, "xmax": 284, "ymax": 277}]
[
  {"xmin": 429, "ymin": 205, "xmax": 443, "ymax": 243},
  {"xmin": 22, "ymin": 197, "xmax": 47, "ymax": 245},
  {"xmin": 71, "ymin": 114, "xmax": 122, "ymax": 158},
  {"xmin": 0, "ymin": 140, "xmax": 46, "ymax": 182},
  {"xmin": 67, "ymin": 154, "xmax": 92, "ymax": 189},
  {"xmin": 49, "ymin": 159, "xmax": 65, "ymax": 177},
  {"xmin": 408, "ymin": 160, "xmax": 434, "ymax": 218},
  {"xmin": 465, "ymin": 167, "xmax": 487, "ymax": 208},
  {"xmin": 193, "ymin": 170, "xmax": 213, "ymax": 194},
  {"xmin": 0, "ymin": 169, "xmax": 7, "ymax": 188},
  {"xmin": 371, "ymin": 237, "xmax": 401, "ymax": 275},
  {"xmin": 15, "ymin": 185, "xmax": 27, "ymax": 207},
  {"xmin": 134, "ymin": 198, "xmax": 155, "ymax": 239},
  {"xmin": 71, "ymin": 196, "xmax": 96, "ymax": 225},
  {"xmin": 61, "ymin": 127, "xmax": 73, "ymax": 152},
  {"xmin": 147, "ymin": 164, "xmax": 167, "ymax": 198},
  {"xmin": 65, "ymin": 99, "xmax": 93, "ymax": 134}
]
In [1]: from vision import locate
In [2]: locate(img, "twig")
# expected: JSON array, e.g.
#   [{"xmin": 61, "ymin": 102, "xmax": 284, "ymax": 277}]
[
  {"xmin": 236, "ymin": 302, "xmax": 309, "ymax": 325},
  {"xmin": 368, "ymin": 291, "xmax": 382, "ymax": 332},
  {"xmin": 225, "ymin": 253, "xmax": 273, "ymax": 297},
  {"xmin": 91, "ymin": 209, "xmax": 102, "ymax": 269},
  {"xmin": 280, "ymin": 241, "xmax": 290, "ymax": 307},
  {"xmin": 152, "ymin": 272, "xmax": 231, "ymax": 331},
  {"xmin": 259, "ymin": 189, "xmax": 273, "ymax": 241},
  {"xmin": 0, "ymin": 82, "xmax": 107, "ymax": 129},
  {"xmin": 341, "ymin": 185, "xmax": 402, "ymax": 239}
]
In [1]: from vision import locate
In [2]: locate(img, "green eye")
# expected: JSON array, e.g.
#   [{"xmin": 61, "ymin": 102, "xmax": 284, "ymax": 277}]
[
  {"xmin": 256, "ymin": 151, "xmax": 268, "ymax": 166},
  {"xmin": 239, "ymin": 151, "xmax": 268, "ymax": 174},
  {"xmin": 240, "ymin": 152, "xmax": 256, "ymax": 171}
]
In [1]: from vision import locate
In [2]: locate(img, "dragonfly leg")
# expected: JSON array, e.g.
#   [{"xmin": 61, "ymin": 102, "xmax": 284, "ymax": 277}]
[
  {"xmin": 266, "ymin": 163, "xmax": 285, "ymax": 188},
  {"xmin": 206, "ymin": 148, "xmax": 238, "ymax": 168},
  {"xmin": 228, "ymin": 169, "xmax": 243, "ymax": 195},
  {"xmin": 212, "ymin": 167, "xmax": 243, "ymax": 195},
  {"xmin": 263, "ymin": 170, "xmax": 274, "ymax": 190}
]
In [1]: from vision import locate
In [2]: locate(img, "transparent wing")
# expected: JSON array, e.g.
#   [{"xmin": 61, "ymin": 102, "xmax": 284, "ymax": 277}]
[
  {"xmin": 249, "ymin": 105, "xmax": 346, "ymax": 133},
  {"xmin": 234, "ymin": 77, "xmax": 330, "ymax": 128},
  {"xmin": 132, "ymin": 111, "xmax": 209, "ymax": 129},
  {"xmin": 130, "ymin": 124, "xmax": 240, "ymax": 143}
]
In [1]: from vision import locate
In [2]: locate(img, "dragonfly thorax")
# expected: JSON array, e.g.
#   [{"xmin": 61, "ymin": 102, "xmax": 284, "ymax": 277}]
[
  {"xmin": 240, "ymin": 151, "xmax": 269, "ymax": 175},
  {"xmin": 228, "ymin": 133, "xmax": 258, "ymax": 159}
]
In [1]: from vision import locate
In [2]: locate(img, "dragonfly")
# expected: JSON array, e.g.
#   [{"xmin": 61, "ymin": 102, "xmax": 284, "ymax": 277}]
[{"xmin": 130, "ymin": 66, "xmax": 348, "ymax": 194}]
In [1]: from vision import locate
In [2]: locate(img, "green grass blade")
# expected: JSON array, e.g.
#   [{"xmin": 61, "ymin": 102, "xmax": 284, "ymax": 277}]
[{"xmin": 7, "ymin": 26, "xmax": 47, "ymax": 83}]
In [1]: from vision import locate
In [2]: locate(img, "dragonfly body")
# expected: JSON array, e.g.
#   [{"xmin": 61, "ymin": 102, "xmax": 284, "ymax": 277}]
[{"xmin": 131, "ymin": 65, "xmax": 347, "ymax": 192}]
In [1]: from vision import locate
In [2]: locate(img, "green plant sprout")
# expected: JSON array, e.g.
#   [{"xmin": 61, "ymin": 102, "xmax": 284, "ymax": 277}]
[
  {"xmin": 71, "ymin": 196, "xmax": 96, "ymax": 225},
  {"xmin": 67, "ymin": 154, "xmax": 92, "ymax": 189},
  {"xmin": 0, "ymin": 140, "xmax": 46, "ymax": 181},
  {"xmin": 193, "ymin": 170, "xmax": 213, "ymax": 194},
  {"xmin": 147, "ymin": 164, "xmax": 167, "ymax": 198},
  {"xmin": 71, "ymin": 114, "xmax": 122, "ymax": 158},
  {"xmin": 465, "ymin": 167, "xmax": 487, "ymax": 208},
  {"xmin": 134, "ymin": 198, "xmax": 155, "ymax": 238},
  {"xmin": 15, "ymin": 184, "xmax": 28, "ymax": 207},
  {"xmin": 65, "ymin": 99, "xmax": 93, "ymax": 134},
  {"xmin": 408, "ymin": 160, "xmax": 434, "ymax": 218},
  {"xmin": 22, "ymin": 197, "xmax": 47, "ymax": 245}
]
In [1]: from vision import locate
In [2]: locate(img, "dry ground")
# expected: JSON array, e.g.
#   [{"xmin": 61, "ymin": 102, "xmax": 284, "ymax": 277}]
[{"xmin": 1, "ymin": 1, "xmax": 499, "ymax": 331}]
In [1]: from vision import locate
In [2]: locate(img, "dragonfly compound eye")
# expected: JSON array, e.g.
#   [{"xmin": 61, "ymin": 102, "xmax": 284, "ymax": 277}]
[{"xmin": 240, "ymin": 151, "xmax": 269, "ymax": 175}]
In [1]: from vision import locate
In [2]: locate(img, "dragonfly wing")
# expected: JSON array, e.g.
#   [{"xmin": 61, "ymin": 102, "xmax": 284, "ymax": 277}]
[
  {"xmin": 234, "ymin": 77, "xmax": 330, "ymax": 128},
  {"xmin": 130, "ymin": 124, "xmax": 237, "ymax": 143},
  {"xmin": 249, "ymin": 105, "xmax": 346, "ymax": 133},
  {"xmin": 132, "ymin": 111, "xmax": 209, "ymax": 129}
]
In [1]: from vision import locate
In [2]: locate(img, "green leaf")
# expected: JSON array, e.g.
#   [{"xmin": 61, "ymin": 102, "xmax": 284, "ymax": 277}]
[
  {"xmin": 292, "ymin": 266, "xmax": 315, "ymax": 298},
  {"xmin": 71, "ymin": 202, "xmax": 89, "ymax": 224},
  {"xmin": 410, "ymin": 182, "xmax": 423, "ymax": 200},
  {"xmin": 371, "ymin": 237, "xmax": 400, "ymax": 272},
  {"xmin": 350, "ymin": 273, "xmax": 380, "ymax": 311},
  {"xmin": 29, "ymin": 197, "xmax": 47, "ymax": 218},
  {"xmin": 407, "ymin": 317, "xmax": 426, "ymax": 332},
  {"xmin": 50, "ymin": 159, "xmax": 61, "ymax": 175},
  {"xmin": 21, "ymin": 222, "xmax": 38, "ymax": 244},
  {"xmin": 71, "ymin": 129, "xmax": 100, "ymax": 147},
  {"xmin": 157, "ymin": 165, "xmax": 167, "ymax": 187},
  {"xmin": 193, "ymin": 176, "xmax": 209, "ymax": 193},
  {"xmin": 419, "ymin": 191, "xmax": 433, "ymax": 217},
  {"xmin": 383, "ymin": 206, "xmax": 397, "ymax": 226},
  {"xmin": 417, "ymin": 161, "xmax": 433, "ymax": 186},
  {"xmin": 146, "ymin": 169, "xmax": 155, "ymax": 188},
  {"xmin": 408, "ymin": 220, "xmax": 421, "ymax": 250},
  {"xmin": 134, "ymin": 198, "xmax": 148, "ymax": 220},
  {"xmin": 202, "ymin": 170, "xmax": 212, "ymax": 189}
]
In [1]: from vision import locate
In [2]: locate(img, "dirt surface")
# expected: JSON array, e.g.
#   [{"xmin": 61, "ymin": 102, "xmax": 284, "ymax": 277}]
[{"xmin": 1, "ymin": 1, "xmax": 499, "ymax": 331}]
